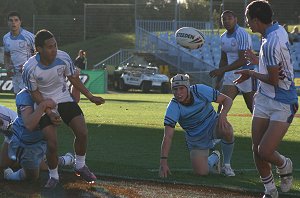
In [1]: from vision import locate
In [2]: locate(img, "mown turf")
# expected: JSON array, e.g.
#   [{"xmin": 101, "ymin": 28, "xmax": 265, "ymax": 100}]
[{"xmin": 1, "ymin": 93, "xmax": 299, "ymax": 196}]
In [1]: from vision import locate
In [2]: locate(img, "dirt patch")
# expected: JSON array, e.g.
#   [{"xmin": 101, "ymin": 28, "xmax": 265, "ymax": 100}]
[{"xmin": 0, "ymin": 171, "xmax": 261, "ymax": 198}]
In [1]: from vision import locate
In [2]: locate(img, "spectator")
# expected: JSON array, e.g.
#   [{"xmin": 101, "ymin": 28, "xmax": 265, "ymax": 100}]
[
  {"xmin": 283, "ymin": 24, "xmax": 293, "ymax": 44},
  {"xmin": 290, "ymin": 26, "xmax": 300, "ymax": 43},
  {"xmin": 74, "ymin": 50, "xmax": 87, "ymax": 70}
]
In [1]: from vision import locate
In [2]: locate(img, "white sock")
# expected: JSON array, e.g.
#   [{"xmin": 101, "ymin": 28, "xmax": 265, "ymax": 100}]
[
  {"xmin": 75, "ymin": 154, "xmax": 86, "ymax": 169},
  {"xmin": 261, "ymin": 173, "xmax": 276, "ymax": 192},
  {"xmin": 6, "ymin": 169, "xmax": 26, "ymax": 181},
  {"xmin": 49, "ymin": 166, "xmax": 59, "ymax": 180}
]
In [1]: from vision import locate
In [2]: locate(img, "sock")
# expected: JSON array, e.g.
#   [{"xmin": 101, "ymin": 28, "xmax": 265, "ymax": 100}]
[
  {"xmin": 49, "ymin": 166, "xmax": 59, "ymax": 180},
  {"xmin": 58, "ymin": 155, "xmax": 73, "ymax": 166},
  {"xmin": 221, "ymin": 139, "xmax": 234, "ymax": 165},
  {"xmin": 6, "ymin": 169, "xmax": 26, "ymax": 181},
  {"xmin": 277, "ymin": 155, "xmax": 287, "ymax": 169},
  {"xmin": 261, "ymin": 173, "xmax": 276, "ymax": 192},
  {"xmin": 208, "ymin": 152, "xmax": 219, "ymax": 168},
  {"xmin": 75, "ymin": 154, "xmax": 86, "ymax": 170}
]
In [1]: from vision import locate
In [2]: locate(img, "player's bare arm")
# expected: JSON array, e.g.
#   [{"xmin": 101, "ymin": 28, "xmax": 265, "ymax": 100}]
[
  {"xmin": 210, "ymin": 50, "xmax": 247, "ymax": 78},
  {"xmin": 234, "ymin": 66, "xmax": 279, "ymax": 86},
  {"xmin": 29, "ymin": 89, "xmax": 61, "ymax": 125},
  {"xmin": 68, "ymin": 75, "xmax": 105, "ymax": 105},
  {"xmin": 4, "ymin": 52, "xmax": 13, "ymax": 77},
  {"xmin": 244, "ymin": 49, "xmax": 259, "ymax": 65},
  {"xmin": 22, "ymin": 99, "xmax": 56, "ymax": 131},
  {"xmin": 215, "ymin": 93, "xmax": 233, "ymax": 130},
  {"xmin": 159, "ymin": 125, "xmax": 174, "ymax": 178}
]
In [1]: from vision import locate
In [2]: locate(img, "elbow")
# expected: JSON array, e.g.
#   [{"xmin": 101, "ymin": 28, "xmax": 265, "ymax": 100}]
[{"xmin": 24, "ymin": 122, "xmax": 36, "ymax": 131}]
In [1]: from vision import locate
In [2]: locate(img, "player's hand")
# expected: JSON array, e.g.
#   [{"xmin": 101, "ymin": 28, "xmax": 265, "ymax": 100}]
[
  {"xmin": 209, "ymin": 68, "xmax": 224, "ymax": 78},
  {"xmin": 244, "ymin": 49, "xmax": 259, "ymax": 65},
  {"xmin": 218, "ymin": 112, "xmax": 231, "ymax": 131},
  {"xmin": 42, "ymin": 99, "xmax": 57, "ymax": 109},
  {"xmin": 233, "ymin": 70, "xmax": 252, "ymax": 84},
  {"xmin": 89, "ymin": 96, "xmax": 105, "ymax": 105},
  {"xmin": 159, "ymin": 160, "xmax": 171, "ymax": 178},
  {"xmin": 48, "ymin": 111, "xmax": 62, "ymax": 125}
]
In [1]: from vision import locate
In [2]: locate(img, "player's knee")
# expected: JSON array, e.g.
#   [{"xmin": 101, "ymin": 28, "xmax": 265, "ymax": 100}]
[
  {"xmin": 252, "ymin": 144, "xmax": 259, "ymax": 155},
  {"xmin": 257, "ymin": 145, "xmax": 272, "ymax": 160},
  {"xmin": 194, "ymin": 168, "xmax": 209, "ymax": 176}
]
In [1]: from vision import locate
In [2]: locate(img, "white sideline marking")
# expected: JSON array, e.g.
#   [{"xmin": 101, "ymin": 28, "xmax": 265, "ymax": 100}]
[{"xmin": 148, "ymin": 168, "xmax": 300, "ymax": 172}]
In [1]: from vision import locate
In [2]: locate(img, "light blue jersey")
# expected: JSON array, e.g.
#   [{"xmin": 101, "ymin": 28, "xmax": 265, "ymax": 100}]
[
  {"xmin": 11, "ymin": 89, "xmax": 44, "ymax": 147},
  {"xmin": 221, "ymin": 25, "xmax": 253, "ymax": 69},
  {"xmin": 258, "ymin": 22, "xmax": 297, "ymax": 104},
  {"xmin": 23, "ymin": 50, "xmax": 76, "ymax": 104},
  {"xmin": 164, "ymin": 84, "xmax": 220, "ymax": 149},
  {"xmin": 3, "ymin": 28, "xmax": 34, "ymax": 72},
  {"xmin": 0, "ymin": 105, "xmax": 17, "ymax": 131}
]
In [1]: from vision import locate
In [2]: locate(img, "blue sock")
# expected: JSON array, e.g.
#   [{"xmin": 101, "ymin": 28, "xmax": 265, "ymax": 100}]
[
  {"xmin": 221, "ymin": 139, "xmax": 234, "ymax": 165},
  {"xmin": 208, "ymin": 152, "xmax": 219, "ymax": 168}
]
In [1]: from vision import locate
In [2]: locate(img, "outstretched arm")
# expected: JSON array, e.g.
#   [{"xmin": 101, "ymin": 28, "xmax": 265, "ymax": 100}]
[
  {"xmin": 159, "ymin": 125, "xmax": 174, "ymax": 178},
  {"xmin": 68, "ymin": 75, "xmax": 105, "ymax": 105}
]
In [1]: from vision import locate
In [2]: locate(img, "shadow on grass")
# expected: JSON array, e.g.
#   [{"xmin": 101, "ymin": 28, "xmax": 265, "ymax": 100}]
[
  {"xmin": 80, "ymin": 97, "xmax": 169, "ymax": 104},
  {"xmin": 56, "ymin": 123, "xmax": 300, "ymax": 196}
]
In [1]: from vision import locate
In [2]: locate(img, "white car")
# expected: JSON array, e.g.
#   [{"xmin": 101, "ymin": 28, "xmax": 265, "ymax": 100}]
[{"xmin": 114, "ymin": 64, "xmax": 170, "ymax": 93}]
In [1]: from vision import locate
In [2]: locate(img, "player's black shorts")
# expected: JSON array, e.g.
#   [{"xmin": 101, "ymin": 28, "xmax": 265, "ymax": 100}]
[{"xmin": 39, "ymin": 102, "xmax": 83, "ymax": 129}]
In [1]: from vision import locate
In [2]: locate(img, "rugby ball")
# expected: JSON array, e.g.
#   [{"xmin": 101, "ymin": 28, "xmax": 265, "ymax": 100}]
[{"xmin": 175, "ymin": 27, "xmax": 205, "ymax": 50}]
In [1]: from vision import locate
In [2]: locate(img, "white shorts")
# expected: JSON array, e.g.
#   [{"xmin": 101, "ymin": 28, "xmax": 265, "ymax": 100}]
[
  {"xmin": 253, "ymin": 93, "xmax": 298, "ymax": 123},
  {"xmin": 12, "ymin": 72, "xmax": 25, "ymax": 94},
  {"xmin": 223, "ymin": 70, "xmax": 256, "ymax": 93}
]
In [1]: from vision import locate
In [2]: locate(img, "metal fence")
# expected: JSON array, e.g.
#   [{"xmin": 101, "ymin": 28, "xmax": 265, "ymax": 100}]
[{"xmin": 0, "ymin": 1, "xmax": 298, "ymax": 46}]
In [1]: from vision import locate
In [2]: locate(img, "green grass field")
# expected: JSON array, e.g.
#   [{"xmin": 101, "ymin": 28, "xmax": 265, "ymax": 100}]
[{"xmin": 1, "ymin": 93, "xmax": 299, "ymax": 196}]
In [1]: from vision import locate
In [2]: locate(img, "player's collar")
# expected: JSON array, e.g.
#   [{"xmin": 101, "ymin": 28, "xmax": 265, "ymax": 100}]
[{"xmin": 264, "ymin": 21, "xmax": 279, "ymax": 37}]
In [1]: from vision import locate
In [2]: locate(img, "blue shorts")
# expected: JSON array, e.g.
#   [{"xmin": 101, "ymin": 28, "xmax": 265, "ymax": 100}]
[
  {"xmin": 8, "ymin": 138, "xmax": 47, "ymax": 170},
  {"xmin": 185, "ymin": 120, "xmax": 217, "ymax": 150}
]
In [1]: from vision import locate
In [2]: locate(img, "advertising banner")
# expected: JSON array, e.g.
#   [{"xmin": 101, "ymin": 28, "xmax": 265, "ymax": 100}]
[{"xmin": 0, "ymin": 69, "xmax": 107, "ymax": 94}]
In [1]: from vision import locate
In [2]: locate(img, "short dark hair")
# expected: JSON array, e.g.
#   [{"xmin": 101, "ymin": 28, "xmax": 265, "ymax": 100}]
[
  {"xmin": 221, "ymin": 10, "xmax": 236, "ymax": 18},
  {"xmin": 7, "ymin": 11, "xmax": 21, "ymax": 21},
  {"xmin": 246, "ymin": 0, "xmax": 273, "ymax": 24},
  {"xmin": 35, "ymin": 29, "xmax": 54, "ymax": 48}
]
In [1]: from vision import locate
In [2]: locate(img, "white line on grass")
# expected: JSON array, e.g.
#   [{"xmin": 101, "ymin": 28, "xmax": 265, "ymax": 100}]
[{"xmin": 148, "ymin": 168, "xmax": 300, "ymax": 172}]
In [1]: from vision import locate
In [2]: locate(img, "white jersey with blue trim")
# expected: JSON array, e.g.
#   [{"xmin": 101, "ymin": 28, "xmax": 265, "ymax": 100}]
[
  {"xmin": 258, "ymin": 22, "xmax": 297, "ymax": 104},
  {"xmin": 0, "ymin": 105, "xmax": 17, "ymax": 131},
  {"xmin": 221, "ymin": 25, "xmax": 253, "ymax": 69},
  {"xmin": 164, "ymin": 84, "xmax": 219, "ymax": 139},
  {"xmin": 12, "ymin": 89, "xmax": 44, "ymax": 146},
  {"xmin": 3, "ymin": 28, "xmax": 34, "ymax": 71},
  {"xmin": 23, "ymin": 50, "xmax": 76, "ymax": 104}
]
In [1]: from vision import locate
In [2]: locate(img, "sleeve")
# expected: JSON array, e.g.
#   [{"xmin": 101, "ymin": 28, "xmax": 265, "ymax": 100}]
[
  {"xmin": 61, "ymin": 52, "xmax": 76, "ymax": 77},
  {"xmin": 195, "ymin": 84, "xmax": 220, "ymax": 102},
  {"xmin": 22, "ymin": 61, "xmax": 38, "ymax": 91},
  {"xmin": 237, "ymin": 30, "xmax": 250, "ymax": 51},
  {"xmin": 164, "ymin": 100, "xmax": 180, "ymax": 128},
  {"xmin": 262, "ymin": 38, "xmax": 280, "ymax": 67},
  {"xmin": 28, "ymin": 32, "xmax": 35, "ymax": 53},
  {"xmin": 3, "ymin": 36, "xmax": 9, "ymax": 53}
]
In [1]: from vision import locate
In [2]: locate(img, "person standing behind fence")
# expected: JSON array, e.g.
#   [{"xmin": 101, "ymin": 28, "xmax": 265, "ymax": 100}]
[
  {"xmin": 234, "ymin": 1, "xmax": 298, "ymax": 197},
  {"xmin": 3, "ymin": 11, "xmax": 34, "ymax": 95},
  {"xmin": 209, "ymin": 10, "xmax": 256, "ymax": 176},
  {"xmin": 74, "ymin": 50, "xmax": 87, "ymax": 70}
]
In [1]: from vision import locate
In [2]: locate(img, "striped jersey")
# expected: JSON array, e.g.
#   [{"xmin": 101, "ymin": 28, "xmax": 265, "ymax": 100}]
[
  {"xmin": 221, "ymin": 25, "xmax": 253, "ymax": 69},
  {"xmin": 258, "ymin": 22, "xmax": 297, "ymax": 104},
  {"xmin": 164, "ymin": 84, "xmax": 219, "ymax": 139},
  {"xmin": 3, "ymin": 28, "xmax": 34, "ymax": 71},
  {"xmin": 23, "ymin": 50, "xmax": 76, "ymax": 104},
  {"xmin": 0, "ymin": 105, "xmax": 17, "ymax": 131},
  {"xmin": 12, "ymin": 89, "xmax": 44, "ymax": 146}
]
